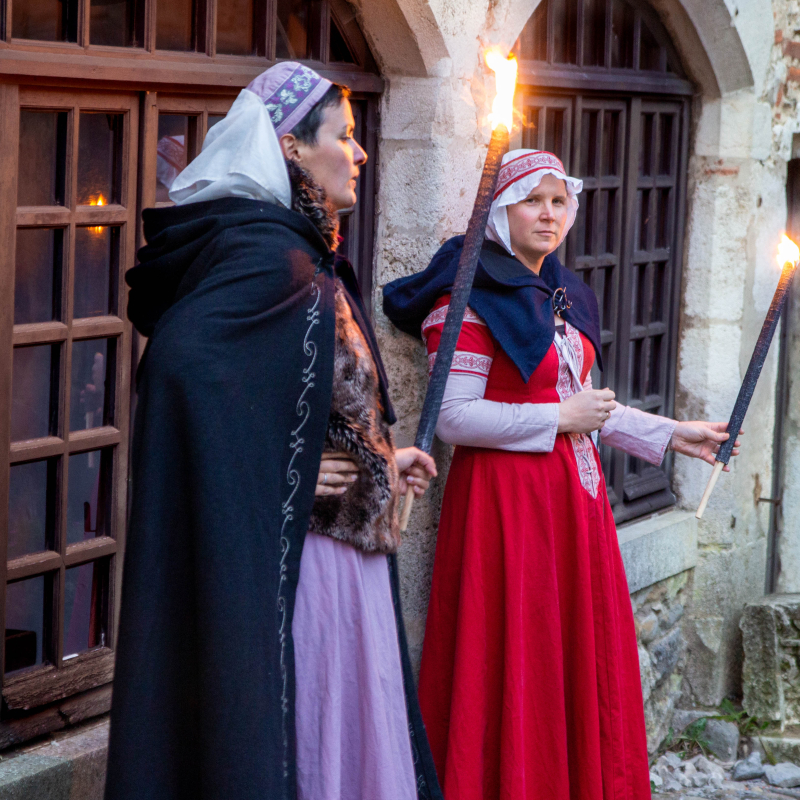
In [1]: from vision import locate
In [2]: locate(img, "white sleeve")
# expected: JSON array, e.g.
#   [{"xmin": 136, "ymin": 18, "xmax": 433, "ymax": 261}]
[
  {"xmin": 600, "ymin": 404, "xmax": 677, "ymax": 465},
  {"xmin": 583, "ymin": 372, "xmax": 676, "ymax": 465},
  {"xmin": 436, "ymin": 371, "xmax": 560, "ymax": 452}
]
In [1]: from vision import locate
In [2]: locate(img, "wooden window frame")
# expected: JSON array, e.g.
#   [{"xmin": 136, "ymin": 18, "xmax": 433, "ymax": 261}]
[
  {"xmin": 0, "ymin": 88, "xmax": 138, "ymax": 730},
  {"xmin": 0, "ymin": 0, "xmax": 383, "ymax": 94},
  {"xmin": 513, "ymin": 0, "xmax": 693, "ymax": 96}
]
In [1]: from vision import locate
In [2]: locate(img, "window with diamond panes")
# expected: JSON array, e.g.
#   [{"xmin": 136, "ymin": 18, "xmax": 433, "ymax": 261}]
[
  {"xmin": 513, "ymin": 0, "xmax": 691, "ymax": 522},
  {"xmin": 0, "ymin": 88, "xmax": 137, "ymax": 709}
]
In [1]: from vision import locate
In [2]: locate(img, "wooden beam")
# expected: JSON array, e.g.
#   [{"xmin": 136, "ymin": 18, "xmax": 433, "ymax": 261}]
[{"xmin": 3, "ymin": 648, "xmax": 114, "ymax": 710}]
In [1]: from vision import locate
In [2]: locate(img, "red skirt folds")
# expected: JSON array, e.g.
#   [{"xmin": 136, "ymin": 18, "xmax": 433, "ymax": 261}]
[{"xmin": 418, "ymin": 300, "xmax": 651, "ymax": 800}]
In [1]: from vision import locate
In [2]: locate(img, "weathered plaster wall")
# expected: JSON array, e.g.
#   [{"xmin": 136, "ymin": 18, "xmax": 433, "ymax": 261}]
[
  {"xmin": 351, "ymin": 0, "xmax": 796, "ymax": 718},
  {"xmin": 779, "ymin": 279, "xmax": 800, "ymax": 589},
  {"xmin": 770, "ymin": 6, "xmax": 800, "ymax": 598},
  {"xmin": 676, "ymin": 0, "xmax": 800, "ymax": 707}
]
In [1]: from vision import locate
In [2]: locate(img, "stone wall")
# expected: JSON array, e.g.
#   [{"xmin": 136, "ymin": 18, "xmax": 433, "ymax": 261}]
[{"xmin": 635, "ymin": 571, "xmax": 692, "ymax": 754}]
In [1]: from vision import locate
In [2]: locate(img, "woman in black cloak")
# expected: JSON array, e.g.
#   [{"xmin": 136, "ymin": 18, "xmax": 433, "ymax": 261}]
[{"xmin": 105, "ymin": 62, "xmax": 441, "ymax": 800}]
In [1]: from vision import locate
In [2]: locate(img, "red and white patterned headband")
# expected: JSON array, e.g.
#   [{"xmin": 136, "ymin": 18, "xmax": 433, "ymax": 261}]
[{"xmin": 494, "ymin": 151, "xmax": 568, "ymax": 200}]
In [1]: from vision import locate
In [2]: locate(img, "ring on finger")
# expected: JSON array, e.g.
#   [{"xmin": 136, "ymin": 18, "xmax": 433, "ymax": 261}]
[{"xmin": 322, "ymin": 473, "xmax": 328, "ymax": 484}]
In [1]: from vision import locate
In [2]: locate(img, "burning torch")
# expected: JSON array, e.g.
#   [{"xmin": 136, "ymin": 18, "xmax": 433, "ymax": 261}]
[
  {"xmin": 695, "ymin": 234, "xmax": 800, "ymax": 519},
  {"xmin": 400, "ymin": 50, "xmax": 518, "ymax": 531}
]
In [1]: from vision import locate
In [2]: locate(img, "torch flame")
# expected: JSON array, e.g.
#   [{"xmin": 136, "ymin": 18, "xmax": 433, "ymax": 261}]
[
  {"xmin": 777, "ymin": 234, "xmax": 800, "ymax": 268},
  {"xmin": 486, "ymin": 50, "xmax": 518, "ymax": 132}
]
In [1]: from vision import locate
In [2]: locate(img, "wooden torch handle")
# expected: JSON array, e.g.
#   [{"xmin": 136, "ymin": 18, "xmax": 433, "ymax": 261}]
[
  {"xmin": 400, "ymin": 491, "xmax": 415, "ymax": 532},
  {"xmin": 695, "ymin": 461, "xmax": 724, "ymax": 519}
]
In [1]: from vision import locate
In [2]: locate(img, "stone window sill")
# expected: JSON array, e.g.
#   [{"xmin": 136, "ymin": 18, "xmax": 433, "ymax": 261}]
[{"xmin": 617, "ymin": 509, "xmax": 699, "ymax": 593}]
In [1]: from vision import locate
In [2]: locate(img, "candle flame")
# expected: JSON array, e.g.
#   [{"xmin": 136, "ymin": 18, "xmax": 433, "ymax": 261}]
[
  {"xmin": 777, "ymin": 234, "xmax": 800, "ymax": 268},
  {"xmin": 486, "ymin": 50, "xmax": 518, "ymax": 132},
  {"xmin": 89, "ymin": 195, "xmax": 106, "ymax": 233}
]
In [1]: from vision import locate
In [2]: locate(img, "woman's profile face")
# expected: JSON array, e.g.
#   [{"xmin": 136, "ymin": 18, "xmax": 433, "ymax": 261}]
[
  {"xmin": 506, "ymin": 174, "xmax": 569, "ymax": 263},
  {"xmin": 289, "ymin": 98, "xmax": 367, "ymax": 211}
]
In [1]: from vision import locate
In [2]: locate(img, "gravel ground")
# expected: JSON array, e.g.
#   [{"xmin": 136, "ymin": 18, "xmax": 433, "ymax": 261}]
[{"xmin": 655, "ymin": 781, "xmax": 800, "ymax": 799}]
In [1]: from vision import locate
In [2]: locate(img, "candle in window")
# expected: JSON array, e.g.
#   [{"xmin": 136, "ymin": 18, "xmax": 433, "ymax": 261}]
[
  {"xmin": 696, "ymin": 234, "xmax": 800, "ymax": 518},
  {"xmin": 89, "ymin": 195, "xmax": 106, "ymax": 234}
]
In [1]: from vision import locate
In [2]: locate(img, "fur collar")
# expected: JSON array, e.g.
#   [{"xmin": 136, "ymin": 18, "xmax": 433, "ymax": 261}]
[
  {"xmin": 308, "ymin": 283, "xmax": 400, "ymax": 554},
  {"xmin": 286, "ymin": 159, "xmax": 339, "ymax": 251}
]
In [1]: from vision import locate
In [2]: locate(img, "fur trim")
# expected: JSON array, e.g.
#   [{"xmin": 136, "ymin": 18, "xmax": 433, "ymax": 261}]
[
  {"xmin": 286, "ymin": 159, "xmax": 339, "ymax": 251},
  {"xmin": 309, "ymin": 283, "xmax": 401, "ymax": 554}
]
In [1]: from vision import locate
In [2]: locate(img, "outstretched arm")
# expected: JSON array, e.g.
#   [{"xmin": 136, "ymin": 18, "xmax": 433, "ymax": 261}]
[
  {"xmin": 669, "ymin": 422, "xmax": 742, "ymax": 472},
  {"xmin": 584, "ymin": 372, "xmax": 742, "ymax": 469}
]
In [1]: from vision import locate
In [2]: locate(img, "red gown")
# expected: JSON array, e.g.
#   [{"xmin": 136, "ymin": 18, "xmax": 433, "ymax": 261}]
[{"xmin": 418, "ymin": 296, "xmax": 651, "ymax": 800}]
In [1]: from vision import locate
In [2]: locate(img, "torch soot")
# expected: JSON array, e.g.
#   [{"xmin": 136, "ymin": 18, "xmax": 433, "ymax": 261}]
[{"xmin": 399, "ymin": 52, "xmax": 517, "ymax": 532}]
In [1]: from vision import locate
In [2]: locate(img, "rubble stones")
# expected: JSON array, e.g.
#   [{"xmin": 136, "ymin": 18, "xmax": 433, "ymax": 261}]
[
  {"xmin": 695, "ymin": 755, "xmax": 726, "ymax": 781},
  {"xmin": 644, "ymin": 674, "xmax": 683, "ymax": 754},
  {"xmin": 652, "ymin": 753, "xmax": 725, "ymax": 797},
  {"xmin": 763, "ymin": 762, "xmax": 800, "ymax": 788},
  {"xmin": 637, "ymin": 612, "xmax": 659, "ymax": 644},
  {"xmin": 671, "ymin": 709, "xmax": 710, "ymax": 733},
  {"xmin": 732, "ymin": 751, "xmax": 765, "ymax": 781},
  {"xmin": 660, "ymin": 603, "xmax": 685, "ymax": 633},
  {"xmin": 650, "ymin": 770, "xmax": 663, "ymax": 788},
  {"xmin": 662, "ymin": 752, "xmax": 684, "ymax": 769},
  {"xmin": 702, "ymin": 719, "xmax": 740, "ymax": 762}
]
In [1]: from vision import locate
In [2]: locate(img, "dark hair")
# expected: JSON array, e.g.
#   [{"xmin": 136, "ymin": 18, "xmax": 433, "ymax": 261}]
[{"xmin": 290, "ymin": 83, "xmax": 351, "ymax": 145}]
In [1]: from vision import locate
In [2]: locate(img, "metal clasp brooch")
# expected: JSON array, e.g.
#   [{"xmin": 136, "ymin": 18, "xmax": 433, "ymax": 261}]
[{"xmin": 553, "ymin": 287, "xmax": 572, "ymax": 316}]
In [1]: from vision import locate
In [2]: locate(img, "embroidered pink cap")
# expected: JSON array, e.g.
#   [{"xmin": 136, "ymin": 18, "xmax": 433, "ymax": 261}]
[
  {"xmin": 246, "ymin": 62, "xmax": 333, "ymax": 138},
  {"xmin": 494, "ymin": 151, "xmax": 577, "ymax": 200}
]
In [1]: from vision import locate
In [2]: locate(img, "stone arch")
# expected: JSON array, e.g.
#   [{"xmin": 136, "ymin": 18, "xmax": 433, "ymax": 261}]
[
  {"xmin": 647, "ymin": 0, "xmax": 752, "ymax": 99},
  {"xmin": 345, "ymin": 0, "xmax": 450, "ymax": 77},
  {"xmin": 493, "ymin": 0, "xmax": 753, "ymax": 100}
]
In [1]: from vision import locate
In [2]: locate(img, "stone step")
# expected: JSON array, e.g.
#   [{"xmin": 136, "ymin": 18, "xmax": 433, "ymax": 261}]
[
  {"xmin": 755, "ymin": 736, "xmax": 800, "ymax": 767},
  {"xmin": 0, "ymin": 718, "xmax": 108, "ymax": 800}
]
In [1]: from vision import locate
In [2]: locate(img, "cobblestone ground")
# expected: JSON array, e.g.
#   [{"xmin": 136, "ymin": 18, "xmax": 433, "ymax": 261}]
[{"xmin": 655, "ymin": 782, "xmax": 800, "ymax": 799}]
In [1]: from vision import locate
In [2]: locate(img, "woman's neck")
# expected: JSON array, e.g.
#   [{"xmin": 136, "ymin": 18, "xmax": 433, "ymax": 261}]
[{"xmin": 513, "ymin": 248, "xmax": 546, "ymax": 276}]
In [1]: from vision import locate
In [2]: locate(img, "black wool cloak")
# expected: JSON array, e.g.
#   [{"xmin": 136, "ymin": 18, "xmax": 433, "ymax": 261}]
[
  {"xmin": 105, "ymin": 197, "xmax": 440, "ymax": 800},
  {"xmin": 383, "ymin": 236, "xmax": 603, "ymax": 382}
]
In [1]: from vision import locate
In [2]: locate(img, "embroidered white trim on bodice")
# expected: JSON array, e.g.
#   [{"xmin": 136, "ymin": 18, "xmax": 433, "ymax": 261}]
[{"xmin": 554, "ymin": 323, "xmax": 600, "ymax": 499}]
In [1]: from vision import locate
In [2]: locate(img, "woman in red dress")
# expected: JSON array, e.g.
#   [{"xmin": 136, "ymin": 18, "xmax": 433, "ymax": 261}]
[{"xmin": 382, "ymin": 150, "xmax": 740, "ymax": 800}]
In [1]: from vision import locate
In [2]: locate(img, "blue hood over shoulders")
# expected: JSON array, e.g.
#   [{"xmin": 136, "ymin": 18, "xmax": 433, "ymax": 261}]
[{"xmin": 382, "ymin": 237, "xmax": 603, "ymax": 383}]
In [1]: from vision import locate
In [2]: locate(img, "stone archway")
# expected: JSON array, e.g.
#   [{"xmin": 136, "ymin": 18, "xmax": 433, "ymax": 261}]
[
  {"xmin": 490, "ymin": 0, "xmax": 754, "ymax": 100},
  {"xmin": 346, "ymin": 0, "xmax": 449, "ymax": 77}
]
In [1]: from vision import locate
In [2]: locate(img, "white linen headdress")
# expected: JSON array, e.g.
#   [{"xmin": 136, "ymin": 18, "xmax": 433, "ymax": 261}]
[
  {"xmin": 168, "ymin": 89, "xmax": 292, "ymax": 207},
  {"xmin": 485, "ymin": 149, "xmax": 583, "ymax": 257},
  {"xmin": 168, "ymin": 62, "xmax": 333, "ymax": 207}
]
